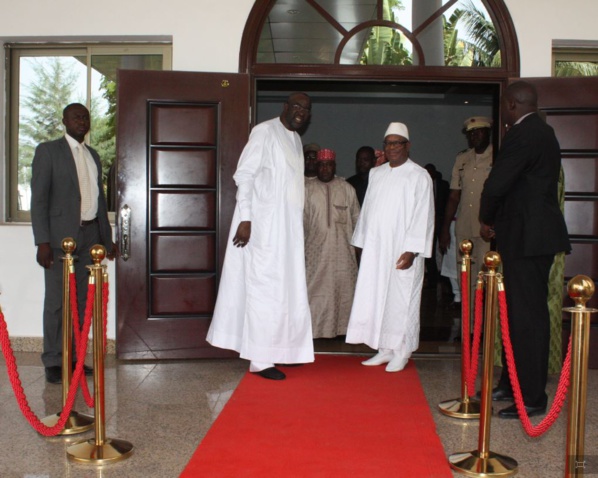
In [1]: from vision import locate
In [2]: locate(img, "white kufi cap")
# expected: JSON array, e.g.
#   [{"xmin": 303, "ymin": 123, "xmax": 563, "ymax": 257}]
[{"xmin": 384, "ymin": 122, "xmax": 409, "ymax": 140}]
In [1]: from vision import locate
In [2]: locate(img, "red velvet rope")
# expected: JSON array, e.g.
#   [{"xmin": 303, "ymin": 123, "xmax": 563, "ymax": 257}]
[
  {"xmin": 459, "ymin": 269, "xmax": 484, "ymax": 396},
  {"xmin": 103, "ymin": 282, "xmax": 109, "ymax": 353},
  {"xmin": 69, "ymin": 272, "xmax": 94, "ymax": 408},
  {"xmin": 467, "ymin": 280, "xmax": 484, "ymax": 394},
  {"xmin": 460, "ymin": 269, "xmax": 471, "ymax": 390},
  {"xmin": 498, "ymin": 284, "xmax": 572, "ymax": 437},
  {"xmin": 0, "ymin": 283, "xmax": 95, "ymax": 436}
]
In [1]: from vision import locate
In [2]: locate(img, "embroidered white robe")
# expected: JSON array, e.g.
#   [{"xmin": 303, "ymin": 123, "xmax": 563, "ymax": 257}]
[
  {"xmin": 207, "ymin": 117, "xmax": 314, "ymax": 364},
  {"xmin": 346, "ymin": 160, "xmax": 434, "ymax": 355}
]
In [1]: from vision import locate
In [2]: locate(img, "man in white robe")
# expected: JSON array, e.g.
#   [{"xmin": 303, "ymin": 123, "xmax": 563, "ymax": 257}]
[
  {"xmin": 346, "ymin": 122, "xmax": 434, "ymax": 372},
  {"xmin": 207, "ymin": 93, "xmax": 315, "ymax": 380},
  {"xmin": 304, "ymin": 148, "xmax": 360, "ymax": 338}
]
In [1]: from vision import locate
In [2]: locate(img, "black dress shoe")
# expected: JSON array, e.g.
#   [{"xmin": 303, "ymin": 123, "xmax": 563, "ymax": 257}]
[
  {"xmin": 275, "ymin": 363, "xmax": 304, "ymax": 367},
  {"xmin": 72, "ymin": 363, "xmax": 94, "ymax": 376},
  {"xmin": 254, "ymin": 367, "xmax": 286, "ymax": 380},
  {"xmin": 476, "ymin": 387, "xmax": 514, "ymax": 402},
  {"xmin": 498, "ymin": 403, "xmax": 546, "ymax": 419},
  {"xmin": 45, "ymin": 366, "xmax": 62, "ymax": 384}
]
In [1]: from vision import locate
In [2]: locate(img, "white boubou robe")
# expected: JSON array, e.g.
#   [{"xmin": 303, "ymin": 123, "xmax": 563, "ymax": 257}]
[
  {"xmin": 346, "ymin": 159, "xmax": 434, "ymax": 355},
  {"xmin": 207, "ymin": 117, "xmax": 314, "ymax": 364}
]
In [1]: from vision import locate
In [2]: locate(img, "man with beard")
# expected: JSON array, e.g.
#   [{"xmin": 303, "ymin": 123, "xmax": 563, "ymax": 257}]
[
  {"xmin": 304, "ymin": 148, "xmax": 360, "ymax": 338},
  {"xmin": 207, "ymin": 92, "xmax": 315, "ymax": 381},
  {"xmin": 346, "ymin": 122, "xmax": 434, "ymax": 372}
]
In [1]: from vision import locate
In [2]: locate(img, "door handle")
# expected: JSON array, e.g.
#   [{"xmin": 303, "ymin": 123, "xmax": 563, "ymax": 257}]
[{"xmin": 120, "ymin": 204, "xmax": 131, "ymax": 261}]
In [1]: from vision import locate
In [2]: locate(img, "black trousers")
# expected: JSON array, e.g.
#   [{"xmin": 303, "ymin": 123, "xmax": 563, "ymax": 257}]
[
  {"xmin": 497, "ymin": 253, "xmax": 554, "ymax": 407},
  {"xmin": 42, "ymin": 222, "xmax": 100, "ymax": 368}
]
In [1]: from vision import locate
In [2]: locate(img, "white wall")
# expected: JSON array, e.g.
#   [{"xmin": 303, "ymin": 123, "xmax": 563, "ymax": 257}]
[
  {"xmin": 503, "ymin": 0, "xmax": 598, "ymax": 77},
  {"xmin": 0, "ymin": 0, "xmax": 596, "ymax": 342}
]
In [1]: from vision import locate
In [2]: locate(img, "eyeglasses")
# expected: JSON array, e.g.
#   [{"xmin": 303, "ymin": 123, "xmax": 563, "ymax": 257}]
[
  {"xmin": 288, "ymin": 102, "xmax": 311, "ymax": 113},
  {"xmin": 383, "ymin": 140, "xmax": 409, "ymax": 148}
]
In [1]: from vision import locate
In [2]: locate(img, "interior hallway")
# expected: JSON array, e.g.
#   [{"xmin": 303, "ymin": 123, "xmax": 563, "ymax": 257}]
[{"xmin": 0, "ymin": 348, "xmax": 595, "ymax": 478}]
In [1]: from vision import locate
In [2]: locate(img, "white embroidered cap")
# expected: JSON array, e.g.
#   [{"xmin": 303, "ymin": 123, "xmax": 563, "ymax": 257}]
[{"xmin": 384, "ymin": 122, "xmax": 409, "ymax": 140}]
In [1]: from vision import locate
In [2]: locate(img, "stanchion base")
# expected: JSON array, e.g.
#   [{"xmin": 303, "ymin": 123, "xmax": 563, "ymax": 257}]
[
  {"xmin": 449, "ymin": 450, "xmax": 518, "ymax": 477},
  {"xmin": 438, "ymin": 397, "xmax": 482, "ymax": 419},
  {"xmin": 66, "ymin": 438, "xmax": 133, "ymax": 464},
  {"xmin": 41, "ymin": 411, "xmax": 94, "ymax": 435}
]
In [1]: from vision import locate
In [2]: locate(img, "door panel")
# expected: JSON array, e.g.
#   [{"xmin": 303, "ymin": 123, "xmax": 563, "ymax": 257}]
[
  {"xmin": 519, "ymin": 77, "xmax": 598, "ymax": 308},
  {"xmin": 116, "ymin": 70, "xmax": 249, "ymax": 359}
]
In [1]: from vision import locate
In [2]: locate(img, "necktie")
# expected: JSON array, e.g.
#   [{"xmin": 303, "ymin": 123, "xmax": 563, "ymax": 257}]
[{"xmin": 76, "ymin": 144, "xmax": 92, "ymax": 216}]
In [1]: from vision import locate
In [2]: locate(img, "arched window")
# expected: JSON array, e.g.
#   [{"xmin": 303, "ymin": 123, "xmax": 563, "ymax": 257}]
[{"xmin": 241, "ymin": 0, "xmax": 519, "ymax": 77}]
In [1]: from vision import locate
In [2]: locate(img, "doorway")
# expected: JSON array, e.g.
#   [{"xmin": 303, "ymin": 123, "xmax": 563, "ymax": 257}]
[{"xmin": 255, "ymin": 78, "xmax": 499, "ymax": 355}]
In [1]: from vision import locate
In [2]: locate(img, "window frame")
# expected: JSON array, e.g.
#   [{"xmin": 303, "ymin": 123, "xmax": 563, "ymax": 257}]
[
  {"xmin": 6, "ymin": 42, "xmax": 172, "ymax": 223},
  {"xmin": 552, "ymin": 41, "xmax": 598, "ymax": 76}
]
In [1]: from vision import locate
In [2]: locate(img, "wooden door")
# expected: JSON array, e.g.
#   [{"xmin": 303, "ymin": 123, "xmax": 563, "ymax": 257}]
[
  {"xmin": 519, "ymin": 77, "xmax": 598, "ymax": 307},
  {"xmin": 116, "ymin": 70, "xmax": 249, "ymax": 359}
]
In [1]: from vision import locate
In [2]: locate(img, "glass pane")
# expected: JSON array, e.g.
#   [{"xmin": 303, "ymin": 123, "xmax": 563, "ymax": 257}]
[
  {"xmin": 441, "ymin": 0, "xmax": 501, "ymax": 67},
  {"xmin": 554, "ymin": 61, "xmax": 598, "ymax": 77},
  {"xmin": 17, "ymin": 56, "xmax": 87, "ymax": 212},
  {"xmin": 89, "ymin": 54, "xmax": 163, "ymax": 210},
  {"xmin": 258, "ymin": 0, "xmax": 502, "ymax": 67},
  {"xmin": 355, "ymin": 26, "xmax": 415, "ymax": 66}
]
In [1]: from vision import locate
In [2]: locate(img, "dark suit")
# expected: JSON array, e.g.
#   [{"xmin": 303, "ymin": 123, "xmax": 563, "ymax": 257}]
[
  {"xmin": 346, "ymin": 174, "xmax": 368, "ymax": 207},
  {"xmin": 480, "ymin": 113, "xmax": 570, "ymax": 407},
  {"xmin": 31, "ymin": 136, "xmax": 113, "ymax": 368}
]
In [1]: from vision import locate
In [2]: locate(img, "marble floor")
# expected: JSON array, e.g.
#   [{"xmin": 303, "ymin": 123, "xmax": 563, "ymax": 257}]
[{"xmin": 0, "ymin": 350, "xmax": 595, "ymax": 478}]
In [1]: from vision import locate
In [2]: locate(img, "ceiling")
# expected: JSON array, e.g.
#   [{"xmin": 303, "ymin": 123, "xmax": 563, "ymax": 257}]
[
  {"xmin": 257, "ymin": 79, "xmax": 497, "ymax": 105},
  {"xmin": 258, "ymin": 0, "xmax": 379, "ymax": 64}
]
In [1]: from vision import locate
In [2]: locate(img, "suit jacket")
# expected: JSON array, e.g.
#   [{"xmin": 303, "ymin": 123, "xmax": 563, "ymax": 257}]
[
  {"xmin": 31, "ymin": 136, "xmax": 113, "ymax": 250},
  {"xmin": 479, "ymin": 113, "xmax": 570, "ymax": 259}
]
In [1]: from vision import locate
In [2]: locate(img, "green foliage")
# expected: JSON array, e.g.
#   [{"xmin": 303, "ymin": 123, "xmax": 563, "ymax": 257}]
[
  {"xmin": 360, "ymin": 0, "xmax": 412, "ymax": 66},
  {"xmin": 18, "ymin": 57, "xmax": 117, "ymax": 192},
  {"xmin": 555, "ymin": 61, "xmax": 598, "ymax": 77},
  {"xmin": 455, "ymin": 1, "xmax": 501, "ymax": 67},
  {"xmin": 90, "ymin": 76, "xmax": 117, "ymax": 183},
  {"xmin": 18, "ymin": 58, "xmax": 79, "ymax": 188}
]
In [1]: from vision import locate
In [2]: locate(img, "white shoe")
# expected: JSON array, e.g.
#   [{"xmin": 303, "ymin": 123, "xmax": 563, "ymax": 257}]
[
  {"xmin": 362, "ymin": 351, "xmax": 393, "ymax": 366},
  {"xmin": 385, "ymin": 355, "xmax": 408, "ymax": 372}
]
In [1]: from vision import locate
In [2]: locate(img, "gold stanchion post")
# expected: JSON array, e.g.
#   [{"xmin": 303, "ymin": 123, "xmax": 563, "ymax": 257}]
[
  {"xmin": 41, "ymin": 238, "xmax": 94, "ymax": 434},
  {"xmin": 67, "ymin": 245, "xmax": 133, "ymax": 464},
  {"xmin": 563, "ymin": 275, "xmax": 596, "ymax": 477},
  {"xmin": 448, "ymin": 251, "xmax": 518, "ymax": 477},
  {"xmin": 439, "ymin": 240, "xmax": 481, "ymax": 419}
]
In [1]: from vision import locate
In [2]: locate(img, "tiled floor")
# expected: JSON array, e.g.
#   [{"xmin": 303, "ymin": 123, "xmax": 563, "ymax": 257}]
[
  {"xmin": 0, "ymin": 279, "xmax": 594, "ymax": 477},
  {"xmin": 0, "ymin": 351, "xmax": 595, "ymax": 477}
]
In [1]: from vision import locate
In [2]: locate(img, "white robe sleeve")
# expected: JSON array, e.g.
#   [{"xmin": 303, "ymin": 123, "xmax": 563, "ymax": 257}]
[
  {"xmin": 403, "ymin": 170, "xmax": 435, "ymax": 258},
  {"xmin": 233, "ymin": 124, "xmax": 269, "ymax": 221}
]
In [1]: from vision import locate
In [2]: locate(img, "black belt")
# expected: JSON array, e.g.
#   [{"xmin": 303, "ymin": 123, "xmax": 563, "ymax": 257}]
[{"xmin": 81, "ymin": 217, "xmax": 98, "ymax": 226}]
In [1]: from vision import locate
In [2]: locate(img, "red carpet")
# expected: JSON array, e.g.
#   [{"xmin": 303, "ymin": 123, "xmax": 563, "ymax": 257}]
[{"xmin": 181, "ymin": 355, "xmax": 451, "ymax": 477}]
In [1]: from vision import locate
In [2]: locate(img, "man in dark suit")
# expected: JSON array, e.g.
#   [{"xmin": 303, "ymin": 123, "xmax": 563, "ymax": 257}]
[
  {"xmin": 479, "ymin": 82, "xmax": 570, "ymax": 418},
  {"xmin": 31, "ymin": 103, "xmax": 116, "ymax": 384},
  {"xmin": 347, "ymin": 146, "xmax": 377, "ymax": 207},
  {"xmin": 424, "ymin": 163, "xmax": 449, "ymax": 289}
]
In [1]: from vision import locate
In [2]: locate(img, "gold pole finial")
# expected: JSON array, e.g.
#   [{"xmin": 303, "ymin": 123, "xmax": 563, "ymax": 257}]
[
  {"xmin": 90, "ymin": 245, "xmax": 107, "ymax": 265},
  {"xmin": 484, "ymin": 251, "xmax": 501, "ymax": 271},
  {"xmin": 460, "ymin": 239, "xmax": 473, "ymax": 257},
  {"xmin": 61, "ymin": 237, "xmax": 76, "ymax": 255},
  {"xmin": 567, "ymin": 275, "xmax": 595, "ymax": 309}
]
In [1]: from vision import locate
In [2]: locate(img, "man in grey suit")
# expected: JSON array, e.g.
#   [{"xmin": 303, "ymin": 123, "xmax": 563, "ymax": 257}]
[{"xmin": 31, "ymin": 103, "xmax": 115, "ymax": 384}]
